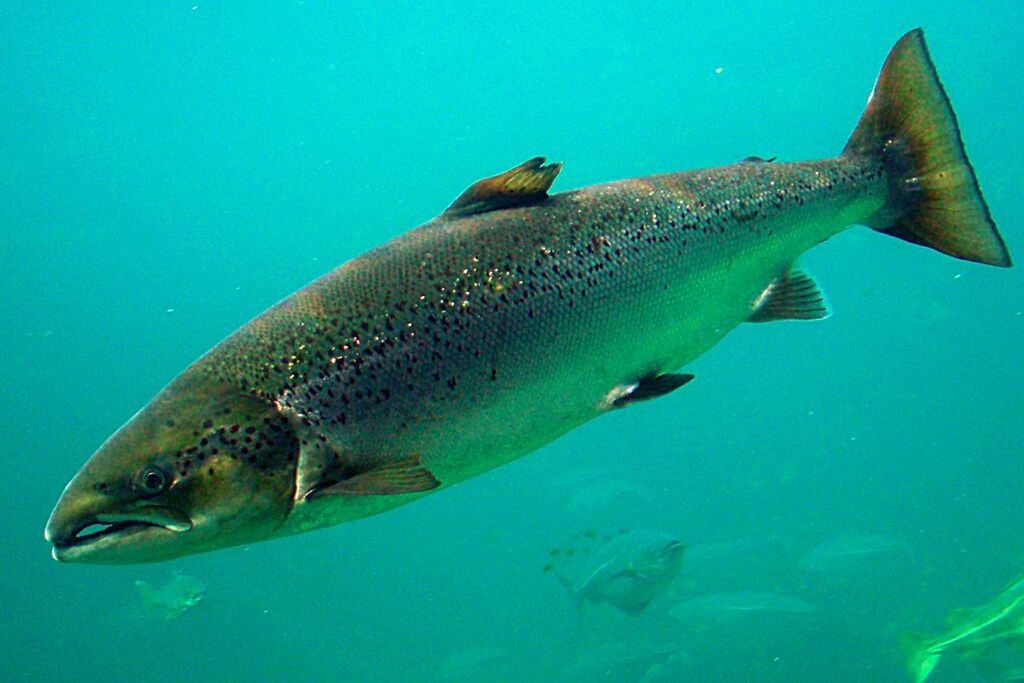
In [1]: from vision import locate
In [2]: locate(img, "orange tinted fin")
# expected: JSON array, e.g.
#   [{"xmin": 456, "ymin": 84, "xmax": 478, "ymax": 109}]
[
  {"xmin": 307, "ymin": 455, "xmax": 440, "ymax": 498},
  {"xmin": 749, "ymin": 269, "xmax": 830, "ymax": 322},
  {"xmin": 845, "ymin": 29, "xmax": 1011, "ymax": 267},
  {"xmin": 444, "ymin": 157, "xmax": 562, "ymax": 217}
]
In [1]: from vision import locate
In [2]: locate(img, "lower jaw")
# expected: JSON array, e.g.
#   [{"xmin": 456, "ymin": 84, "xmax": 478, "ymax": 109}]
[{"xmin": 50, "ymin": 525, "xmax": 175, "ymax": 564}]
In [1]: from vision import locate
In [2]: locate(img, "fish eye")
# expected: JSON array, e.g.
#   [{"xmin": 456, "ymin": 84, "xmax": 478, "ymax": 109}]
[{"xmin": 137, "ymin": 466, "xmax": 169, "ymax": 495}]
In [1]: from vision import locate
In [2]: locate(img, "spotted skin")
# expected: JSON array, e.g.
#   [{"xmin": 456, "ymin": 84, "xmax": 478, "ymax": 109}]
[{"xmin": 180, "ymin": 155, "xmax": 886, "ymax": 536}]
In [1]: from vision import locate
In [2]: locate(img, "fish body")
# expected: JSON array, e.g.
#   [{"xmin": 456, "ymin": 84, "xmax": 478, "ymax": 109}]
[
  {"xmin": 565, "ymin": 530, "xmax": 686, "ymax": 614},
  {"xmin": 905, "ymin": 576, "xmax": 1024, "ymax": 682},
  {"xmin": 798, "ymin": 533, "xmax": 901, "ymax": 572},
  {"xmin": 669, "ymin": 591, "xmax": 816, "ymax": 621},
  {"xmin": 562, "ymin": 477, "xmax": 651, "ymax": 517},
  {"xmin": 212, "ymin": 153, "xmax": 873, "ymax": 538},
  {"xmin": 45, "ymin": 30, "xmax": 1012, "ymax": 563},
  {"xmin": 134, "ymin": 573, "xmax": 206, "ymax": 619}
]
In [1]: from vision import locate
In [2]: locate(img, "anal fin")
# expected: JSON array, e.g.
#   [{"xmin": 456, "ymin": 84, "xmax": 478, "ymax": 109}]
[
  {"xmin": 611, "ymin": 373, "xmax": 694, "ymax": 409},
  {"xmin": 305, "ymin": 455, "xmax": 440, "ymax": 499},
  {"xmin": 749, "ymin": 269, "xmax": 829, "ymax": 323}
]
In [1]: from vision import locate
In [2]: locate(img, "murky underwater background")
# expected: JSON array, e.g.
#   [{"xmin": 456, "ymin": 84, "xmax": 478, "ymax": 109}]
[{"xmin": 3, "ymin": 2, "xmax": 1024, "ymax": 681}]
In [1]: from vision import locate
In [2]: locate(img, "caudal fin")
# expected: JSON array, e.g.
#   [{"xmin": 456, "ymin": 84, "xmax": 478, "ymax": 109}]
[{"xmin": 845, "ymin": 29, "xmax": 1011, "ymax": 267}]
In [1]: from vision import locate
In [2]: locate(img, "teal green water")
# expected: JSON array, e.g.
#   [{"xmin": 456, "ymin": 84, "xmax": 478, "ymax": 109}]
[{"xmin": 4, "ymin": 3, "xmax": 1023, "ymax": 681}]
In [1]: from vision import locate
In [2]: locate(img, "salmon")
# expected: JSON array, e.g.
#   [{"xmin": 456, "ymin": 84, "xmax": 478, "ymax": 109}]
[{"xmin": 45, "ymin": 29, "xmax": 1011, "ymax": 563}]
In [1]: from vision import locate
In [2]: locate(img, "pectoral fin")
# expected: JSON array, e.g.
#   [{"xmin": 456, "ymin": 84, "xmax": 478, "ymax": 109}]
[
  {"xmin": 611, "ymin": 373, "xmax": 694, "ymax": 408},
  {"xmin": 305, "ymin": 455, "xmax": 440, "ymax": 499}
]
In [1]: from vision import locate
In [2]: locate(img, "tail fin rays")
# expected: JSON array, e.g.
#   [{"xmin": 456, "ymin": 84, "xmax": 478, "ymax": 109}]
[{"xmin": 845, "ymin": 29, "xmax": 1011, "ymax": 267}]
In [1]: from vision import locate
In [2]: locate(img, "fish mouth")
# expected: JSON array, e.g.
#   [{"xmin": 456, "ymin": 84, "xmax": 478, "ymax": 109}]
[{"xmin": 47, "ymin": 508, "xmax": 193, "ymax": 562}]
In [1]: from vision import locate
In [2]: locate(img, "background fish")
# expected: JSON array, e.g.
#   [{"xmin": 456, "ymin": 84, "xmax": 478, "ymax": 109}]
[
  {"xmin": 903, "ymin": 575, "xmax": 1024, "ymax": 682},
  {"xmin": 798, "ymin": 533, "xmax": 902, "ymax": 572},
  {"xmin": 134, "ymin": 573, "xmax": 206, "ymax": 620},
  {"xmin": 669, "ymin": 591, "xmax": 816, "ymax": 621},
  {"xmin": 557, "ymin": 529, "xmax": 685, "ymax": 615}
]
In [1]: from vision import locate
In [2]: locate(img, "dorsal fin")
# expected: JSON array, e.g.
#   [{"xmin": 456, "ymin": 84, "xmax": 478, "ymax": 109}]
[
  {"xmin": 748, "ymin": 269, "xmax": 830, "ymax": 322},
  {"xmin": 444, "ymin": 157, "xmax": 562, "ymax": 217}
]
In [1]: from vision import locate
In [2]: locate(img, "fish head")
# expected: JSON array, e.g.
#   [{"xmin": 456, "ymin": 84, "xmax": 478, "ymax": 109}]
[
  {"xmin": 635, "ymin": 534, "xmax": 686, "ymax": 579},
  {"xmin": 45, "ymin": 373, "xmax": 300, "ymax": 563}
]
